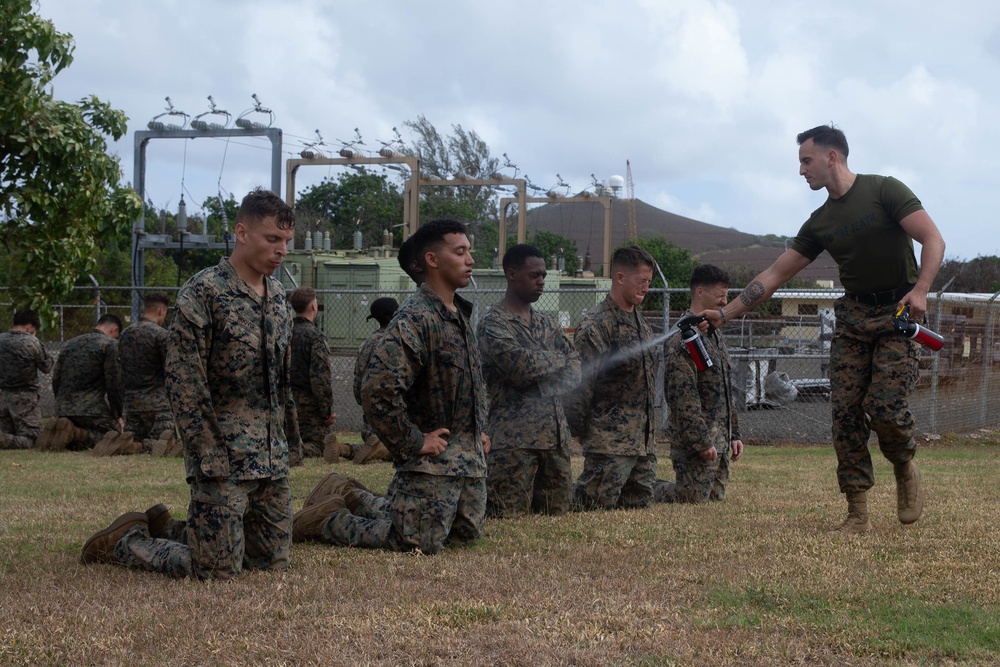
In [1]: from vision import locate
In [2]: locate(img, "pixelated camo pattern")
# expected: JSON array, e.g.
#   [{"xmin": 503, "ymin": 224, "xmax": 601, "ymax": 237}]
[{"xmin": 165, "ymin": 258, "xmax": 298, "ymax": 482}]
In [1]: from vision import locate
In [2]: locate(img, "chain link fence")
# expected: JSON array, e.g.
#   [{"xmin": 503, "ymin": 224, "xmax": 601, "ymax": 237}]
[{"xmin": 3, "ymin": 285, "xmax": 998, "ymax": 442}]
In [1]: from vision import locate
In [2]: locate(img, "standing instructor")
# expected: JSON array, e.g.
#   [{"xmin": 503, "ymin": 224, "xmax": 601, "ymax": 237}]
[{"xmin": 703, "ymin": 125, "xmax": 945, "ymax": 534}]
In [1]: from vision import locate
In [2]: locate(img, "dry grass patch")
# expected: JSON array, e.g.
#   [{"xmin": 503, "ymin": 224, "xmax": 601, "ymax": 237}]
[{"xmin": 1, "ymin": 439, "xmax": 999, "ymax": 666}]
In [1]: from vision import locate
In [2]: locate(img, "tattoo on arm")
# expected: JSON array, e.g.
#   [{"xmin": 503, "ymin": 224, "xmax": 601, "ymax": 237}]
[{"xmin": 740, "ymin": 280, "xmax": 766, "ymax": 307}]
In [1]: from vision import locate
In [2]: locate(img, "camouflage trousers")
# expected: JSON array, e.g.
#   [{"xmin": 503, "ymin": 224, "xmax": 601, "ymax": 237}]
[
  {"xmin": 486, "ymin": 446, "xmax": 572, "ymax": 518},
  {"xmin": 293, "ymin": 392, "xmax": 331, "ymax": 457},
  {"xmin": 114, "ymin": 477, "xmax": 292, "ymax": 579},
  {"xmin": 321, "ymin": 471, "xmax": 486, "ymax": 555},
  {"xmin": 0, "ymin": 389, "xmax": 43, "ymax": 449},
  {"xmin": 67, "ymin": 415, "xmax": 119, "ymax": 449},
  {"xmin": 360, "ymin": 418, "xmax": 376, "ymax": 446},
  {"xmin": 572, "ymin": 453, "xmax": 657, "ymax": 511},
  {"xmin": 124, "ymin": 409, "xmax": 175, "ymax": 452},
  {"xmin": 654, "ymin": 450, "xmax": 731, "ymax": 503},
  {"xmin": 830, "ymin": 298, "xmax": 919, "ymax": 494}
]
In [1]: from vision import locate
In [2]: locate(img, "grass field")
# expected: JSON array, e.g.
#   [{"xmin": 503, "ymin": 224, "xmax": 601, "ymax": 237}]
[{"xmin": 1, "ymin": 434, "xmax": 998, "ymax": 666}]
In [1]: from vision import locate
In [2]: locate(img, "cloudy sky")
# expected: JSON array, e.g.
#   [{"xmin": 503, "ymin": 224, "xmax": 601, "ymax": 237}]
[{"xmin": 36, "ymin": 0, "xmax": 1000, "ymax": 261}]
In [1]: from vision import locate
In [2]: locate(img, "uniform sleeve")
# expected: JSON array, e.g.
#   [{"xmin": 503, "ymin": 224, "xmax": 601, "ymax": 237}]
[
  {"xmin": 104, "ymin": 341, "xmax": 123, "ymax": 418},
  {"xmin": 283, "ymin": 327, "xmax": 302, "ymax": 453},
  {"xmin": 789, "ymin": 217, "xmax": 824, "ymax": 261},
  {"xmin": 563, "ymin": 323, "xmax": 608, "ymax": 438},
  {"xmin": 353, "ymin": 342, "xmax": 367, "ymax": 407},
  {"xmin": 548, "ymin": 327, "xmax": 582, "ymax": 397},
  {"xmin": 309, "ymin": 335, "xmax": 334, "ymax": 416},
  {"xmin": 730, "ymin": 405, "xmax": 741, "ymax": 442},
  {"xmin": 478, "ymin": 320, "xmax": 572, "ymax": 390},
  {"xmin": 881, "ymin": 176, "xmax": 924, "ymax": 223},
  {"xmin": 362, "ymin": 318, "xmax": 426, "ymax": 459},
  {"xmin": 36, "ymin": 341, "xmax": 54, "ymax": 375},
  {"xmin": 166, "ymin": 291, "xmax": 229, "ymax": 480},
  {"xmin": 664, "ymin": 344, "xmax": 712, "ymax": 453}
]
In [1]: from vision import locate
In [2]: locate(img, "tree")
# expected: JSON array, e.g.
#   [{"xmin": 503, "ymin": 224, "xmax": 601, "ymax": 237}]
[
  {"xmin": 200, "ymin": 192, "xmax": 240, "ymax": 239},
  {"xmin": 0, "ymin": 0, "xmax": 142, "ymax": 324},
  {"xmin": 934, "ymin": 256, "xmax": 1000, "ymax": 294},
  {"xmin": 530, "ymin": 230, "xmax": 579, "ymax": 276},
  {"xmin": 402, "ymin": 115, "xmax": 502, "ymax": 230},
  {"xmin": 296, "ymin": 171, "xmax": 404, "ymax": 250}
]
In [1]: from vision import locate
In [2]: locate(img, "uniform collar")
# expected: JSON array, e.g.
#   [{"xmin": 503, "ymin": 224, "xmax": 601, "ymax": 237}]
[
  {"xmin": 418, "ymin": 284, "xmax": 474, "ymax": 321},
  {"xmin": 218, "ymin": 257, "xmax": 269, "ymax": 304}
]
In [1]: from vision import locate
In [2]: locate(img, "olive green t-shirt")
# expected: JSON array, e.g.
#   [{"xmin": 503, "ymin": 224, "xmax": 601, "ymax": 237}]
[{"xmin": 789, "ymin": 174, "xmax": 923, "ymax": 293}]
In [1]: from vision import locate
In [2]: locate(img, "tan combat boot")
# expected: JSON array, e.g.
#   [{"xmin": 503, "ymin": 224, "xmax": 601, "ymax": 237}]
[
  {"xmin": 92, "ymin": 431, "xmax": 126, "ymax": 456},
  {"xmin": 292, "ymin": 496, "xmax": 347, "ymax": 542},
  {"xmin": 67, "ymin": 422, "xmax": 91, "ymax": 449},
  {"xmin": 322, "ymin": 432, "xmax": 341, "ymax": 463},
  {"xmin": 354, "ymin": 436, "xmax": 391, "ymax": 465},
  {"xmin": 894, "ymin": 460, "xmax": 923, "ymax": 525},
  {"xmin": 95, "ymin": 432, "xmax": 139, "ymax": 456},
  {"xmin": 81, "ymin": 512, "xmax": 149, "ymax": 564},
  {"xmin": 828, "ymin": 491, "xmax": 871, "ymax": 535},
  {"xmin": 36, "ymin": 417, "xmax": 76, "ymax": 451},
  {"xmin": 33, "ymin": 420, "xmax": 56, "ymax": 450},
  {"xmin": 116, "ymin": 433, "xmax": 142, "ymax": 455},
  {"xmin": 303, "ymin": 471, "xmax": 366, "ymax": 510},
  {"xmin": 150, "ymin": 429, "xmax": 182, "ymax": 457}
]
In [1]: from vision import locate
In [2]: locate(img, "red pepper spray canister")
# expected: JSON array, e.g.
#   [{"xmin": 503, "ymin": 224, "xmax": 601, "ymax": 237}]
[
  {"xmin": 892, "ymin": 304, "xmax": 945, "ymax": 351},
  {"xmin": 676, "ymin": 315, "xmax": 713, "ymax": 371}
]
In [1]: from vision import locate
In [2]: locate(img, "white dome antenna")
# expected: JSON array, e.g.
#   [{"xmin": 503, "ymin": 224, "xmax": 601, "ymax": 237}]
[{"xmin": 608, "ymin": 174, "xmax": 625, "ymax": 198}]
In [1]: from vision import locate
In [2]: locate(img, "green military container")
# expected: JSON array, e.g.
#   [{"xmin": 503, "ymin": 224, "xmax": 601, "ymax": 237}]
[
  {"xmin": 279, "ymin": 249, "xmax": 411, "ymax": 352},
  {"xmin": 278, "ymin": 250, "xmax": 610, "ymax": 351}
]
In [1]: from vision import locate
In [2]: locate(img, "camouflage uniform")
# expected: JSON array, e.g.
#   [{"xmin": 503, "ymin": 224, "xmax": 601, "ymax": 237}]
[
  {"xmin": 655, "ymin": 311, "xmax": 740, "ymax": 503},
  {"xmin": 118, "ymin": 317, "xmax": 174, "ymax": 451},
  {"xmin": 566, "ymin": 295, "xmax": 658, "ymax": 510},
  {"xmin": 354, "ymin": 327, "xmax": 388, "ymax": 448},
  {"xmin": 290, "ymin": 316, "xmax": 334, "ymax": 457},
  {"xmin": 51, "ymin": 329, "xmax": 123, "ymax": 448},
  {"xmin": 114, "ymin": 259, "xmax": 298, "ymax": 579},
  {"xmin": 0, "ymin": 331, "xmax": 54, "ymax": 449},
  {"xmin": 477, "ymin": 303, "xmax": 580, "ymax": 517},
  {"xmin": 321, "ymin": 285, "xmax": 488, "ymax": 555},
  {"xmin": 789, "ymin": 174, "xmax": 925, "ymax": 493},
  {"xmin": 828, "ymin": 298, "xmax": 918, "ymax": 492}
]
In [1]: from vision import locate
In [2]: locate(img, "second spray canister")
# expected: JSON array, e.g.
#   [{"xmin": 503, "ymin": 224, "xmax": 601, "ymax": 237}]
[{"xmin": 676, "ymin": 314, "xmax": 713, "ymax": 371}]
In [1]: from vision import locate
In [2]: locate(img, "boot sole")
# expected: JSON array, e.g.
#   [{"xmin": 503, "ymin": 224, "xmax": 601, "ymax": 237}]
[{"xmin": 81, "ymin": 512, "xmax": 149, "ymax": 564}]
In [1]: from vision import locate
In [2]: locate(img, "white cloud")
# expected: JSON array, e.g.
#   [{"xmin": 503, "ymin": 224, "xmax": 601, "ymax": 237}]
[{"xmin": 29, "ymin": 0, "xmax": 1000, "ymax": 259}]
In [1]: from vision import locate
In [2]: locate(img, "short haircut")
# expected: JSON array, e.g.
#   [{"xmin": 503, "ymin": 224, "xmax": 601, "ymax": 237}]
[
  {"xmin": 367, "ymin": 297, "xmax": 399, "ymax": 328},
  {"xmin": 689, "ymin": 264, "xmax": 730, "ymax": 291},
  {"xmin": 12, "ymin": 310, "xmax": 40, "ymax": 329},
  {"xmin": 237, "ymin": 187, "xmax": 295, "ymax": 231},
  {"xmin": 97, "ymin": 313, "xmax": 123, "ymax": 331},
  {"xmin": 503, "ymin": 243, "xmax": 546, "ymax": 272},
  {"xmin": 797, "ymin": 124, "xmax": 849, "ymax": 158},
  {"xmin": 411, "ymin": 218, "xmax": 468, "ymax": 270},
  {"xmin": 397, "ymin": 235, "xmax": 421, "ymax": 282},
  {"xmin": 612, "ymin": 244, "xmax": 655, "ymax": 273},
  {"xmin": 289, "ymin": 286, "xmax": 317, "ymax": 314},
  {"xmin": 143, "ymin": 292, "xmax": 169, "ymax": 311}
]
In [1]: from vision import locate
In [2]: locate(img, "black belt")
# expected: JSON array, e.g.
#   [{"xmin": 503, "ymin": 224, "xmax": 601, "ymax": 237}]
[{"xmin": 844, "ymin": 284, "xmax": 913, "ymax": 306}]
